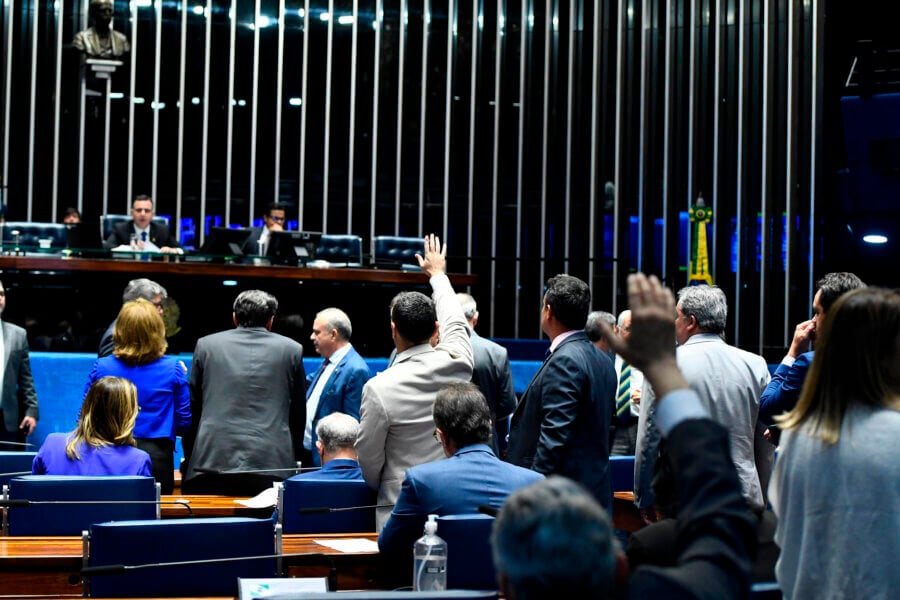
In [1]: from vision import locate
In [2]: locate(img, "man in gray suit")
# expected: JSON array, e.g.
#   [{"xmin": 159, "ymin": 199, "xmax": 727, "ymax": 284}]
[
  {"xmin": 0, "ymin": 280, "xmax": 39, "ymax": 446},
  {"xmin": 182, "ymin": 289, "xmax": 306, "ymax": 495},
  {"xmin": 456, "ymin": 293, "xmax": 517, "ymax": 453},
  {"xmin": 635, "ymin": 284, "xmax": 772, "ymax": 519},
  {"xmin": 356, "ymin": 235, "xmax": 474, "ymax": 531}
]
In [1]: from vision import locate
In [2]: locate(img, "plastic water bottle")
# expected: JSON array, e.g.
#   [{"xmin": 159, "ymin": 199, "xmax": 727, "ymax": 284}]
[{"xmin": 413, "ymin": 514, "xmax": 447, "ymax": 591}]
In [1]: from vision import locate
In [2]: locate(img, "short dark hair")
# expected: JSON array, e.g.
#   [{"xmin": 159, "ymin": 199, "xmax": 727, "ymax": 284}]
[
  {"xmin": 265, "ymin": 202, "xmax": 286, "ymax": 217},
  {"xmin": 63, "ymin": 207, "xmax": 81, "ymax": 219},
  {"xmin": 233, "ymin": 290, "xmax": 278, "ymax": 327},
  {"xmin": 544, "ymin": 275, "xmax": 591, "ymax": 330},
  {"xmin": 433, "ymin": 383, "xmax": 493, "ymax": 448},
  {"xmin": 816, "ymin": 272, "xmax": 866, "ymax": 313},
  {"xmin": 390, "ymin": 291, "xmax": 437, "ymax": 345},
  {"xmin": 133, "ymin": 194, "xmax": 152, "ymax": 206}
]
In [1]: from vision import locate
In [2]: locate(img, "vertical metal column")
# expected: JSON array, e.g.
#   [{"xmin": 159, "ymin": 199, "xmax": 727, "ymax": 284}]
[
  {"xmin": 176, "ymin": 0, "xmax": 188, "ymax": 240},
  {"xmin": 587, "ymin": 0, "xmax": 601, "ymax": 299},
  {"xmin": 393, "ymin": 0, "xmax": 407, "ymax": 234},
  {"xmin": 224, "ymin": 0, "xmax": 236, "ymax": 222},
  {"xmin": 416, "ymin": 0, "xmax": 431, "ymax": 235},
  {"xmin": 151, "ymin": 0, "xmax": 162, "ymax": 203},
  {"xmin": 636, "ymin": 0, "xmax": 648, "ymax": 273},
  {"xmin": 346, "ymin": 0, "xmax": 359, "ymax": 232},
  {"xmin": 369, "ymin": 0, "xmax": 383, "ymax": 243},
  {"xmin": 298, "ymin": 0, "xmax": 309, "ymax": 228},
  {"xmin": 126, "ymin": 0, "xmax": 137, "ymax": 208},
  {"xmin": 686, "ymin": 0, "xmax": 697, "ymax": 276},
  {"xmin": 441, "ymin": 0, "xmax": 455, "ymax": 242},
  {"xmin": 488, "ymin": 0, "xmax": 503, "ymax": 334},
  {"xmin": 809, "ymin": 0, "xmax": 821, "ymax": 311},
  {"xmin": 661, "ymin": 0, "xmax": 672, "ymax": 283},
  {"xmin": 783, "ymin": 0, "xmax": 794, "ymax": 345},
  {"xmin": 759, "ymin": 0, "xmax": 770, "ymax": 354},
  {"xmin": 712, "ymin": 0, "xmax": 721, "ymax": 271},
  {"xmin": 734, "ymin": 0, "xmax": 745, "ymax": 345},
  {"xmin": 1, "ymin": 0, "xmax": 13, "ymax": 190},
  {"xmin": 562, "ymin": 0, "xmax": 574, "ymax": 272},
  {"xmin": 322, "ymin": 0, "xmax": 335, "ymax": 231},
  {"xmin": 538, "ymin": 0, "xmax": 551, "ymax": 335},
  {"xmin": 465, "ymin": 0, "xmax": 479, "ymax": 272},
  {"xmin": 52, "ymin": 0, "xmax": 65, "ymax": 217},
  {"xmin": 26, "ymin": 0, "xmax": 39, "ymax": 215},
  {"xmin": 513, "ymin": 0, "xmax": 528, "ymax": 337},
  {"xmin": 612, "ymin": 0, "xmax": 624, "ymax": 314},
  {"xmin": 274, "ymin": 0, "xmax": 286, "ymax": 206},
  {"xmin": 199, "ymin": 0, "xmax": 212, "ymax": 243},
  {"xmin": 249, "ymin": 0, "xmax": 261, "ymax": 220}
]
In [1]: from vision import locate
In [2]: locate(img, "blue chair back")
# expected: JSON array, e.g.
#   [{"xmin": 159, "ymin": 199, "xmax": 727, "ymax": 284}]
[
  {"xmin": 371, "ymin": 235, "xmax": 424, "ymax": 269},
  {"xmin": 436, "ymin": 514, "xmax": 497, "ymax": 590},
  {"xmin": 279, "ymin": 478, "xmax": 375, "ymax": 533},
  {"xmin": 1, "ymin": 222, "xmax": 68, "ymax": 249},
  {"xmin": 86, "ymin": 517, "xmax": 276, "ymax": 598},
  {"xmin": 5, "ymin": 475, "xmax": 158, "ymax": 536},
  {"xmin": 316, "ymin": 234, "xmax": 364, "ymax": 266},
  {"xmin": 609, "ymin": 455, "xmax": 635, "ymax": 492},
  {"xmin": 0, "ymin": 451, "xmax": 36, "ymax": 488}
]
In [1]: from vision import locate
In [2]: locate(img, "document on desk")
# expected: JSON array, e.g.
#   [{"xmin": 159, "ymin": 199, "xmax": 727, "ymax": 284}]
[
  {"xmin": 314, "ymin": 538, "xmax": 380, "ymax": 553},
  {"xmin": 238, "ymin": 577, "xmax": 327, "ymax": 599},
  {"xmin": 236, "ymin": 486, "xmax": 278, "ymax": 508}
]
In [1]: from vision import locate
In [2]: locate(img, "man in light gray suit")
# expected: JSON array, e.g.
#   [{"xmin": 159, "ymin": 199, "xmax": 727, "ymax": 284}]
[
  {"xmin": 0, "ymin": 280, "xmax": 39, "ymax": 446},
  {"xmin": 182, "ymin": 289, "xmax": 306, "ymax": 495},
  {"xmin": 357, "ymin": 235, "xmax": 474, "ymax": 531},
  {"xmin": 635, "ymin": 285, "xmax": 772, "ymax": 520},
  {"xmin": 456, "ymin": 292, "xmax": 517, "ymax": 453}
]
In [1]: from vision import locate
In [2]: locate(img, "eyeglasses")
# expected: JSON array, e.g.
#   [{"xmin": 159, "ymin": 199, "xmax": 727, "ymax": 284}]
[
  {"xmin": 268, "ymin": 215, "xmax": 286, "ymax": 222},
  {"xmin": 433, "ymin": 428, "xmax": 441, "ymax": 443}
]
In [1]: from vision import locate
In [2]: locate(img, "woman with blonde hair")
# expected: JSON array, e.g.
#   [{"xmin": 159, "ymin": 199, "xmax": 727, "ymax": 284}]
[
  {"xmin": 84, "ymin": 298, "xmax": 191, "ymax": 493},
  {"xmin": 32, "ymin": 376, "xmax": 151, "ymax": 475},
  {"xmin": 770, "ymin": 287, "xmax": 900, "ymax": 598}
]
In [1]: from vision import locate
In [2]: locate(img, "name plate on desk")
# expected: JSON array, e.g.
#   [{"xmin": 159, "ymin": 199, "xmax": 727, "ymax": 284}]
[{"xmin": 238, "ymin": 577, "xmax": 328, "ymax": 599}]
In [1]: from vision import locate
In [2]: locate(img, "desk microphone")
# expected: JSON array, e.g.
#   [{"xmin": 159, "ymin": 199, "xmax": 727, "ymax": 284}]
[
  {"xmin": 0, "ymin": 470, "xmax": 32, "ymax": 478},
  {"xmin": 298, "ymin": 503, "xmax": 394, "ymax": 515},
  {"xmin": 81, "ymin": 550, "xmax": 339, "ymax": 575},
  {"xmin": 0, "ymin": 441, "xmax": 36, "ymax": 448},
  {"xmin": 477, "ymin": 504, "xmax": 500, "ymax": 517},
  {"xmin": 192, "ymin": 466, "xmax": 321, "ymax": 475},
  {"xmin": 0, "ymin": 498, "xmax": 193, "ymax": 514}
]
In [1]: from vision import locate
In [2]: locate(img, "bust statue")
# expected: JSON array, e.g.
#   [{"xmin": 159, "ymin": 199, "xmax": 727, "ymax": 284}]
[{"xmin": 73, "ymin": 0, "xmax": 130, "ymax": 58}]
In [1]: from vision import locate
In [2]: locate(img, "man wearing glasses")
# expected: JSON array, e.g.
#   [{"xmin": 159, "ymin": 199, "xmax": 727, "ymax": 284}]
[
  {"xmin": 98, "ymin": 278, "xmax": 168, "ymax": 357},
  {"xmin": 104, "ymin": 195, "xmax": 182, "ymax": 254},
  {"xmin": 242, "ymin": 202, "xmax": 286, "ymax": 256}
]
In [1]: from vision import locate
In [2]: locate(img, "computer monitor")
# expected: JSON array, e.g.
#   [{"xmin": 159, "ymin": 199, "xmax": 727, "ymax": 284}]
[
  {"xmin": 267, "ymin": 230, "xmax": 322, "ymax": 265},
  {"xmin": 65, "ymin": 222, "xmax": 108, "ymax": 256},
  {"xmin": 199, "ymin": 226, "xmax": 253, "ymax": 256}
]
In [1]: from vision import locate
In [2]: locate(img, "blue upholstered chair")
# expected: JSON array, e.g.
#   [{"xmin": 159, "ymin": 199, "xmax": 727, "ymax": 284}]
[
  {"xmin": 1, "ymin": 222, "xmax": 68, "ymax": 249},
  {"xmin": 0, "ymin": 451, "xmax": 36, "ymax": 489},
  {"xmin": 609, "ymin": 455, "xmax": 636, "ymax": 493},
  {"xmin": 277, "ymin": 477, "xmax": 376, "ymax": 534},
  {"xmin": 371, "ymin": 235, "xmax": 424, "ymax": 270},
  {"xmin": 436, "ymin": 514, "xmax": 498, "ymax": 591},
  {"xmin": 316, "ymin": 234, "xmax": 364, "ymax": 266},
  {"xmin": 84, "ymin": 516, "xmax": 278, "ymax": 598},
  {"xmin": 2, "ymin": 475, "xmax": 159, "ymax": 536}
]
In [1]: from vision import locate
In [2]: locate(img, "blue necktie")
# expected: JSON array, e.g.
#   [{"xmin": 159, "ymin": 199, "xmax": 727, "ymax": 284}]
[{"xmin": 141, "ymin": 231, "xmax": 148, "ymax": 242}]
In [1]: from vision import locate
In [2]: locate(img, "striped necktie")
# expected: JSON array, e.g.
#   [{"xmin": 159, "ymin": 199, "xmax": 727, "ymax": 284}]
[{"xmin": 616, "ymin": 362, "xmax": 632, "ymax": 417}]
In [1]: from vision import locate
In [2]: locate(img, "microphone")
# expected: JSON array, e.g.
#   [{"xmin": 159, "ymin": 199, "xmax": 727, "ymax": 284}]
[
  {"xmin": 81, "ymin": 551, "xmax": 337, "ymax": 575},
  {"xmin": 192, "ymin": 465, "xmax": 321, "ymax": 475},
  {"xmin": 477, "ymin": 504, "xmax": 499, "ymax": 517},
  {"xmin": 0, "ymin": 498, "xmax": 193, "ymax": 514},
  {"xmin": 0, "ymin": 441, "xmax": 36, "ymax": 448},
  {"xmin": 0, "ymin": 470, "xmax": 31, "ymax": 478},
  {"xmin": 298, "ymin": 503, "xmax": 394, "ymax": 515}
]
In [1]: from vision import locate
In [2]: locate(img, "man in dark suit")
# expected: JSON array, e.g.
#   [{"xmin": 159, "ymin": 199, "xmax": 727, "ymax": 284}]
[
  {"xmin": 98, "ymin": 278, "xmax": 167, "ymax": 357},
  {"xmin": 182, "ymin": 289, "xmax": 306, "ymax": 496},
  {"xmin": 456, "ymin": 293, "xmax": 516, "ymax": 453},
  {"xmin": 304, "ymin": 307, "xmax": 371, "ymax": 467},
  {"xmin": 379, "ymin": 382, "xmax": 543, "ymax": 565},
  {"xmin": 491, "ymin": 273, "xmax": 756, "ymax": 599},
  {"xmin": 241, "ymin": 201, "xmax": 286, "ymax": 255},
  {"xmin": 506, "ymin": 274, "xmax": 616, "ymax": 508},
  {"xmin": 103, "ymin": 195, "xmax": 181, "ymax": 253},
  {"xmin": 0, "ymin": 280, "xmax": 39, "ymax": 447},
  {"xmin": 294, "ymin": 412, "xmax": 363, "ymax": 480}
]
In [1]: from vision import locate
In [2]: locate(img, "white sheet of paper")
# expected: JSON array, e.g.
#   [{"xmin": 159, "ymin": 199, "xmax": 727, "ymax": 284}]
[
  {"xmin": 235, "ymin": 486, "xmax": 278, "ymax": 508},
  {"xmin": 314, "ymin": 538, "xmax": 380, "ymax": 553}
]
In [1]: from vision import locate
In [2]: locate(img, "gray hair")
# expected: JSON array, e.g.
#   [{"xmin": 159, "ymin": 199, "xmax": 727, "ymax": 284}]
[
  {"xmin": 491, "ymin": 477, "xmax": 619, "ymax": 599},
  {"xmin": 676, "ymin": 285, "xmax": 728, "ymax": 334},
  {"xmin": 456, "ymin": 293, "xmax": 478, "ymax": 321},
  {"xmin": 584, "ymin": 311, "xmax": 616, "ymax": 343},
  {"xmin": 315, "ymin": 412, "xmax": 360, "ymax": 454},
  {"xmin": 122, "ymin": 278, "xmax": 167, "ymax": 304},
  {"xmin": 616, "ymin": 309, "xmax": 632, "ymax": 327},
  {"xmin": 233, "ymin": 290, "xmax": 278, "ymax": 327},
  {"xmin": 316, "ymin": 307, "xmax": 353, "ymax": 341}
]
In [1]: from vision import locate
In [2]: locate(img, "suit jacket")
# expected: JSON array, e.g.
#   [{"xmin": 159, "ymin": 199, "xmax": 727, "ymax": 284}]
[
  {"xmin": 628, "ymin": 418, "xmax": 755, "ymax": 598},
  {"xmin": 507, "ymin": 331, "xmax": 616, "ymax": 508},
  {"xmin": 635, "ymin": 333, "xmax": 772, "ymax": 511},
  {"xmin": 470, "ymin": 331, "xmax": 517, "ymax": 446},
  {"xmin": 97, "ymin": 321, "xmax": 116, "ymax": 358},
  {"xmin": 356, "ymin": 273, "xmax": 474, "ymax": 531},
  {"xmin": 378, "ymin": 443, "xmax": 543, "ymax": 558},
  {"xmin": 1, "ymin": 321, "xmax": 39, "ymax": 432},
  {"xmin": 294, "ymin": 458, "xmax": 363, "ymax": 480},
  {"xmin": 305, "ymin": 346, "xmax": 371, "ymax": 466},
  {"xmin": 758, "ymin": 351, "xmax": 813, "ymax": 425},
  {"xmin": 104, "ymin": 220, "xmax": 179, "ymax": 249},
  {"xmin": 183, "ymin": 327, "xmax": 306, "ymax": 481},
  {"xmin": 240, "ymin": 226, "xmax": 267, "ymax": 255}
]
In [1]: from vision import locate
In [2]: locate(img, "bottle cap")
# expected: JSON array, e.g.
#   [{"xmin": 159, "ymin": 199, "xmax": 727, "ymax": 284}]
[{"xmin": 424, "ymin": 513, "xmax": 438, "ymax": 535}]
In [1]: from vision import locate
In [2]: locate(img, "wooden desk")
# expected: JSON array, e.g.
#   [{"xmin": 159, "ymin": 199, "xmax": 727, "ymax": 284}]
[
  {"xmin": 160, "ymin": 495, "xmax": 272, "ymax": 518},
  {"xmin": 0, "ymin": 533, "xmax": 379, "ymax": 597},
  {"xmin": 0, "ymin": 255, "xmax": 477, "ymax": 285}
]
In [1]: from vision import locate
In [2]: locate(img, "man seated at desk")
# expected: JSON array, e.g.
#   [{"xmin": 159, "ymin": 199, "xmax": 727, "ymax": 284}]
[
  {"xmin": 104, "ymin": 195, "xmax": 182, "ymax": 254},
  {"xmin": 293, "ymin": 412, "xmax": 363, "ymax": 480}
]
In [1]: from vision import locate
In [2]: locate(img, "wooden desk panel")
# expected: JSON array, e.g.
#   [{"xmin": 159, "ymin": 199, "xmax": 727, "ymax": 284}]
[{"xmin": 160, "ymin": 495, "xmax": 270, "ymax": 518}]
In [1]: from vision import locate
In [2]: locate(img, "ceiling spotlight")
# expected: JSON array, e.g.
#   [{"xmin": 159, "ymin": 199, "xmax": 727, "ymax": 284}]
[{"xmin": 862, "ymin": 234, "xmax": 888, "ymax": 245}]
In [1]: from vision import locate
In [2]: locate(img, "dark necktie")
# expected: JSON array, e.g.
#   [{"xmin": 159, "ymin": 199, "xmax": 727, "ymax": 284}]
[
  {"xmin": 616, "ymin": 361, "xmax": 632, "ymax": 417},
  {"xmin": 141, "ymin": 231, "xmax": 148, "ymax": 242},
  {"xmin": 306, "ymin": 358, "xmax": 330, "ymax": 399}
]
